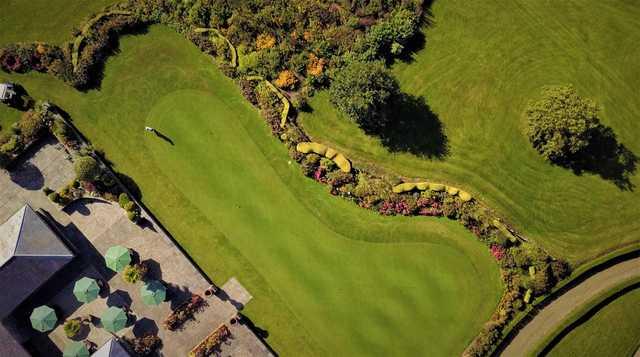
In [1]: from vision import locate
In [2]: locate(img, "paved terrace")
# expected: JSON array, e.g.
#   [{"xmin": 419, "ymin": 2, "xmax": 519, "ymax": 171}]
[{"xmin": 0, "ymin": 137, "xmax": 273, "ymax": 356}]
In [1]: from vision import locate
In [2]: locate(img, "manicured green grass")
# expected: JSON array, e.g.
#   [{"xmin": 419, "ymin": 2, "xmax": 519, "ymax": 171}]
[
  {"xmin": 299, "ymin": 0, "xmax": 640, "ymax": 264},
  {"xmin": 546, "ymin": 287, "xmax": 640, "ymax": 357},
  {"xmin": 0, "ymin": 105, "xmax": 20, "ymax": 135},
  {"xmin": 0, "ymin": 0, "xmax": 120, "ymax": 46},
  {"xmin": 0, "ymin": 26, "xmax": 502, "ymax": 356}
]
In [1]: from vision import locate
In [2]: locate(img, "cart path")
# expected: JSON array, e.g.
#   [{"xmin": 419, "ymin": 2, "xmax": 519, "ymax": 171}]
[{"xmin": 500, "ymin": 256, "xmax": 640, "ymax": 356}]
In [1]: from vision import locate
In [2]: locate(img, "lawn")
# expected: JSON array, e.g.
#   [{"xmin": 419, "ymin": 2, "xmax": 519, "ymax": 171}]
[
  {"xmin": 299, "ymin": 0, "xmax": 640, "ymax": 264},
  {"xmin": 0, "ymin": 23, "xmax": 502, "ymax": 357},
  {"xmin": 546, "ymin": 287, "xmax": 640, "ymax": 357},
  {"xmin": 0, "ymin": 104, "xmax": 20, "ymax": 135},
  {"xmin": 0, "ymin": 0, "xmax": 120, "ymax": 46}
]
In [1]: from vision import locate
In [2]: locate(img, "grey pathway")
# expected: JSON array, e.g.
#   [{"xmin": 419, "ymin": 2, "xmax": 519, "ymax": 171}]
[{"xmin": 501, "ymin": 257, "xmax": 640, "ymax": 357}]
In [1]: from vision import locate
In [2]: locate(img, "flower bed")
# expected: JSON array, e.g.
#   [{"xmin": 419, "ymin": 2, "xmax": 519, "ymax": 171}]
[
  {"xmin": 163, "ymin": 294, "xmax": 206, "ymax": 331},
  {"xmin": 188, "ymin": 324, "xmax": 231, "ymax": 357}
]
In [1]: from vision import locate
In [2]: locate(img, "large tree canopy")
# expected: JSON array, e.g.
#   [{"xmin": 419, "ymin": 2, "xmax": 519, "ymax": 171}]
[
  {"xmin": 329, "ymin": 60, "xmax": 400, "ymax": 133},
  {"xmin": 526, "ymin": 85, "xmax": 600, "ymax": 163}
]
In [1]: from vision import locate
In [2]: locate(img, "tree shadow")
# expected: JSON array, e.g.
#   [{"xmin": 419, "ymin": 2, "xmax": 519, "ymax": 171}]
[
  {"xmin": 8, "ymin": 161, "xmax": 44, "ymax": 190},
  {"xmin": 117, "ymin": 172, "xmax": 142, "ymax": 200},
  {"xmin": 558, "ymin": 125, "xmax": 637, "ymax": 190},
  {"xmin": 132, "ymin": 317, "xmax": 159, "ymax": 337},
  {"xmin": 376, "ymin": 93, "xmax": 448, "ymax": 159}
]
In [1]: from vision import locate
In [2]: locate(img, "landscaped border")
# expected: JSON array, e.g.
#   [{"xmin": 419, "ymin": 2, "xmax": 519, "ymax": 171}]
[{"xmin": 0, "ymin": 3, "xmax": 578, "ymax": 356}]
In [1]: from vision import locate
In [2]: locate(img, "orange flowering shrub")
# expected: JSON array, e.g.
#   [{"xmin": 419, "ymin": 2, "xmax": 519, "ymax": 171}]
[
  {"xmin": 274, "ymin": 70, "xmax": 298, "ymax": 89},
  {"xmin": 306, "ymin": 53, "xmax": 326, "ymax": 76},
  {"xmin": 256, "ymin": 33, "xmax": 276, "ymax": 50}
]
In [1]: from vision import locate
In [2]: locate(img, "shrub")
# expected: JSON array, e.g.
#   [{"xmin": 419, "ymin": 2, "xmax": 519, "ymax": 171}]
[
  {"xmin": 550, "ymin": 259, "xmax": 571, "ymax": 282},
  {"xmin": 63, "ymin": 319, "xmax": 81, "ymax": 338},
  {"xmin": 0, "ymin": 135, "xmax": 20, "ymax": 153},
  {"xmin": 74, "ymin": 155, "xmax": 100, "ymax": 182},
  {"xmin": 123, "ymin": 334, "xmax": 161, "ymax": 356},
  {"xmin": 329, "ymin": 60, "xmax": 400, "ymax": 134},
  {"xmin": 18, "ymin": 110, "xmax": 45, "ymax": 141},
  {"xmin": 122, "ymin": 263, "xmax": 147, "ymax": 284},
  {"xmin": 118, "ymin": 192, "xmax": 131, "ymax": 208},
  {"xmin": 526, "ymin": 85, "xmax": 600, "ymax": 163},
  {"xmin": 274, "ymin": 70, "xmax": 298, "ymax": 89},
  {"xmin": 256, "ymin": 33, "xmax": 276, "ymax": 50},
  {"xmin": 42, "ymin": 186, "xmax": 54, "ymax": 195}
]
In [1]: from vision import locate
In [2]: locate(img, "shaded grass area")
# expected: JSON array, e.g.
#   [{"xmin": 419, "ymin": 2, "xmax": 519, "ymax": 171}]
[
  {"xmin": 544, "ymin": 283, "xmax": 640, "ymax": 357},
  {"xmin": 299, "ymin": 0, "xmax": 640, "ymax": 264},
  {"xmin": 0, "ymin": 26, "xmax": 502, "ymax": 356},
  {"xmin": 0, "ymin": 0, "xmax": 120, "ymax": 46}
]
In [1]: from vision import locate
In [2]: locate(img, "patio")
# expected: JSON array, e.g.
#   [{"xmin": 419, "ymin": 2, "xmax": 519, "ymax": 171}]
[{"xmin": 0, "ymin": 138, "xmax": 273, "ymax": 356}]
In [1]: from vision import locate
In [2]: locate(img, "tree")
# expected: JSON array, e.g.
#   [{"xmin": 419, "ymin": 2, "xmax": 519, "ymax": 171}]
[
  {"xmin": 73, "ymin": 155, "xmax": 101, "ymax": 182},
  {"xmin": 329, "ymin": 60, "xmax": 400, "ymax": 133},
  {"xmin": 526, "ymin": 85, "xmax": 601, "ymax": 164}
]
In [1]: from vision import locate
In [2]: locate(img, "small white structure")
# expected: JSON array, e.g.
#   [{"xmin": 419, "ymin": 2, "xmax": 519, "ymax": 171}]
[
  {"xmin": 0, "ymin": 83, "xmax": 16, "ymax": 102},
  {"xmin": 144, "ymin": 126, "xmax": 155, "ymax": 132}
]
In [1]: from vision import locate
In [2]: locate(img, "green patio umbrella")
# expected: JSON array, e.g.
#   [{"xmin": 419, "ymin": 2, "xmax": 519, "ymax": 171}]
[
  {"xmin": 104, "ymin": 245, "xmax": 131, "ymax": 272},
  {"xmin": 73, "ymin": 277, "xmax": 100, "ymax": 303},
  {"xmin": 30, "ymin": 305, "xmax": 57, "ymax": 332},
  {"xmin": 63, "ymin": 341, "xmax": 90, "ymax": 357},
  {"xmin": 140, "ymin": 280, "xmax": 166, "ymax": 306},
  {"xmin": 100, "ymin": 306, "xmax": 127, "ymax": 333}
]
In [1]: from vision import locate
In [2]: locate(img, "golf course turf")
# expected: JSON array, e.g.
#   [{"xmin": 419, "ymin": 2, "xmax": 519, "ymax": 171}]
[
  {"xmin": 300, "ymin": 0, "xmax": 640, "ymax": 264},
  {"xmin": 0, "ymin": 24, "xmax": 501, "ymax": 356}
]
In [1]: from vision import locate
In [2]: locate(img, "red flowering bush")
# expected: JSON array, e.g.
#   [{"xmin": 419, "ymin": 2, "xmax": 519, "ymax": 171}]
[
  {"xmin": 378, "ymin": 201, "xmax": 395, "ymax": 216},
  {"xmin": 490, "ymin": 245, "xmax": 505, "ymax": 261}
]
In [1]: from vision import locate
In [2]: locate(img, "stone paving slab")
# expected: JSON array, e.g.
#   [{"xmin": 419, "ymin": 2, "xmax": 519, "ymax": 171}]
[{"xmin": 222, "ymin": 277, "xmax": 253, "ymax": 308}]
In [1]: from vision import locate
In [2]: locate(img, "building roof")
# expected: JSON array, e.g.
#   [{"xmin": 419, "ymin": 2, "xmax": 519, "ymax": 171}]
[
  {"xmin": 0, "ymin": 83, "xmax": 15, "ymax": 100},
  {"xmin": 0, "ymin": 205, "xmax": 74, "ymax": 317},
  {"xmin": 92, "ymin": 338, "xmax": 131, "ymax": 357}
]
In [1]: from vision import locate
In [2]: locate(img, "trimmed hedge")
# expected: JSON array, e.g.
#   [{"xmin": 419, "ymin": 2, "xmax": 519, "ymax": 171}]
[{"xmin": 296, "ymin": 142, "xmax": 351, "ymax": 173}]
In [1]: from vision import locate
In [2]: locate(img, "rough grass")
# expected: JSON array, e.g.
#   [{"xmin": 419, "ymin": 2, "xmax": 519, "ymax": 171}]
[
  {"xmin": 546, "ymin": 287, "xmax": 640, "ymax": 357},
  {"xmin": 0, "ymin": 0, "xmax": 120, "ymax": 46},
  {"xmin": 299, "ymin": 0, "xmax": 640, "ymax": 264},
  {"xmin": 0, "ymin": 26, "xmax": 502, "ymax": 356}
]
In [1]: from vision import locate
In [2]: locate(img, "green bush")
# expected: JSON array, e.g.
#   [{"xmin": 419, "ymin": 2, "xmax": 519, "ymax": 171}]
[
  {"xmin": 122, "ymin": 264, "xmax": 146, "ymax": 284},
  {"xmin": 74, "ymin": 155, "xmax": 100, "ymax": 182},
  {"xmin": 63, "ymin": 319, "xmax": 81, "ymax": 338},
  {"xmin": 18, "ymin": 110, "xmax": 45, "ymax": 141},
  {"xmin": 119, "ymin": 192, "xmax": 131, "ymax": 208},
  {"xmin": 0, "ymin": 135, "xmax": 20, "ymax": 153}
]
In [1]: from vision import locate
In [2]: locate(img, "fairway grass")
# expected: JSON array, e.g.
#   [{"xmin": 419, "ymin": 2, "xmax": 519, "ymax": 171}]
[
  {"xmin": 0, "ymin": 26, "xmax": 502, "ymax": 356},
  {"xmin": 547, "ymin": 287, "xmax": 640, "ymax": 357},
  {"xmin": 299, "ymin": 0, "xmax": 640, "ymax": 264}
]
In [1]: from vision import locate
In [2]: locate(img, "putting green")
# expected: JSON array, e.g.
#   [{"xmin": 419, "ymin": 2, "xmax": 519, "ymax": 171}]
[
  {"xmin": 299, "ymin": 0, "xmax": 640, "ymax": 264},
  {"xmin": 1, "ymin": 26, "xmax": 501, "ymax": 356}
]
